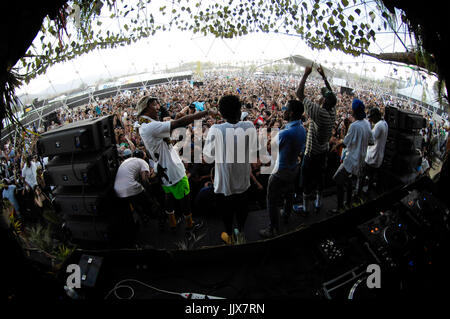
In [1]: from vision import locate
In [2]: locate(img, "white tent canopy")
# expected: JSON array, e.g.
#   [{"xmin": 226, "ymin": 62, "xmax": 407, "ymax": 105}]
[{"xmin": 397, "ymin": 83, "xmax": 442, "ymax": 110}]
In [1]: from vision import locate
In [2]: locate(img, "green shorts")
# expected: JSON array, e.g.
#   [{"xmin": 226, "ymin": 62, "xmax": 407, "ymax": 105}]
[{"xmin": 162, "ymin": 175, "xmax": 190, "ymax": 200}]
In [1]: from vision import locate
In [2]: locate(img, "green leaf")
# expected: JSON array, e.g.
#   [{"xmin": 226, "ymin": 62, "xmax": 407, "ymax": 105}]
[
  {"xmin": 341, "ymin": 0, "xmax": 349, "ymax": 7},
  {"xmin": 355, "ymin": 8, "xmax": 361, "ymax": 15},
  {"xmin": 328, "ymin": 17, "xmax": 335, "ymax": 25}
]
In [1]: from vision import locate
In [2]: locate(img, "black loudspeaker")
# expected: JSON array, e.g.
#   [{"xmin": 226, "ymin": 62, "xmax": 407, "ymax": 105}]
[
  {"xmin": 340, "ymin": 87, "xmax": 354, "ymax": 95},
  {"xmin": 46, "ymin": 147, "xmax": 119, "ymax": 187},
  {"xmin": 385, "ymin": 106, "xmax": 426, "ymax": 130},
  {"xmin": 53, "ymin": 186, "xmax": 113, "ymax": 217},
  {"xmin": 65, "ymin": 216, "xmax": 115, "ymax": 243},
  {"xmin": 386, "ymin": 129, "xmax": 423, "ymax": 155},
  {"xmin": 37, "ymin": 115, "xmax": 115, "ymax": 157}
]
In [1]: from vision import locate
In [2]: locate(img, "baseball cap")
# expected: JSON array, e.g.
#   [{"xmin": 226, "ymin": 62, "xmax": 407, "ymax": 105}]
[
  {"xmin": 136, "ymin": 96, "xmax": 158, "ymax": 116},
  {"xmin": 123, "ymin": 148, "xmax": 132, "ymax": 158},
  {"xmin": 352, "ymin": 99, "xmax": 366, "ymax": 118},
  {"xmin": 321, "ymin": 87, "xmax": 337, "ymax": 107},
  {"xmin": 240, "ymin": 112, "xmax": 249, "ymax": 121}
]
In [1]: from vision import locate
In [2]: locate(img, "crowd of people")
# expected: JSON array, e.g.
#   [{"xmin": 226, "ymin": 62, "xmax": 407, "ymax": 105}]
[{"xmin": 1, "ymin": 68, "xmax": 449, "ymax": 245}]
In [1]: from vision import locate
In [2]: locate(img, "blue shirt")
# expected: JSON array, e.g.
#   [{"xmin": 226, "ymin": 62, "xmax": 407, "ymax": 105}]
[{"xmin": 275, "ymin": 120, "xmax": 306, "ymax": 172}]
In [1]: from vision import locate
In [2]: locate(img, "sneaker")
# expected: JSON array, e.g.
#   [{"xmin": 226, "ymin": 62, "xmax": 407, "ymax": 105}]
[
  {"xmin": 314, "ymin": 193, "xmax": 323, "ymax": 210},
  {"xmin": 169, "ymin": 216, "xmax": 183, "ymax": 233},
  {"xmin": 293, "ymin": 204, "xmax": 308, "ymax": 216},
  {"xmin": 221, "ymin": 232, "xmax": 232, "ymax": 245},
  {"xmin": 233, "ymin": 229, "xmax": 247, "ymax": 244},
  {"xmin": 259, "ymin": 227, "xmax": 278, "ymax": 239},
  {"xmin": 186, "ymin": 219, "xmax": 205, "ymax": 232},
  {"xmin": 351, "ymin": 196, "xmax": 364, "ymax": 208}
]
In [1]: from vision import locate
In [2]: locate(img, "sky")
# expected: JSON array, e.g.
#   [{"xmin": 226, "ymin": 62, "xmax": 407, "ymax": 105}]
[{"xmin": 15, "ymin": 0, "xmax": 439, "ymax": 103}]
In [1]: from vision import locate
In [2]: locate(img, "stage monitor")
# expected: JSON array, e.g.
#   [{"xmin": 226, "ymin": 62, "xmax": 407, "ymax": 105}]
[
  {"xmin": 385, "ymin": 106, "xmax": 426, "ymax": 130},
  {"xmin": 37, "ymin": 115, "xmax": 115, "ymax": 157},
  {"xmin": 53, "ymin": 186, "xmax": 114, "ymax": 217},
  {"xmin": 47, "ymin": 146, "xmax": 119, "ymax": 187}
]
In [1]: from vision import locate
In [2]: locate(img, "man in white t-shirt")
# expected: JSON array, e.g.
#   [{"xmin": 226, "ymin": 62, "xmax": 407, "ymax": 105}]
[
  {"xmin": 114, "ymin": 150, "xmax": 165, "ymax": 229},
  {"xmin": 331, "ymin": 99, "xmax": 374, "ymax": 213},
  {"xmin": 203, "ymin": 95, "xmax": 257, "ymax": 244},
  {"xmin": 21, "ymin": 156, "xmax": 38, "ymax": 189},
  {"xmin": 137, "ymin": 96, "xmax": 214, "ymax": 232},
  {"xmin": 357, "ymin": 107, "xmax": 388, "ymax": 196}
]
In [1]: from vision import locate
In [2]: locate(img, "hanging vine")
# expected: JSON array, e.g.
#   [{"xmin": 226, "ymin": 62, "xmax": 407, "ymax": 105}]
[{"xmin": 2, "ymin": 0, "xmax": 447, "ymax": 128}]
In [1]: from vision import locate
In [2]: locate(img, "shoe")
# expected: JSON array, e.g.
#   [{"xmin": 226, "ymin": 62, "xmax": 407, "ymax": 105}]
[
  {"xmin": 351, "ymin": 196, "xmax": 364, "ymax": 208},
  {"xmin": 259, "ymin": 227, "xmax": 278, "ymax": 239},
  {"xmin": 293, "ymin": 204, "xmax": 307, "ymax": 216},
  {"xmin": 168, "ymin": 216, "xmax": 183, "ymax": 233},
  {"xmin": 221, "ymin": 232, "xmax": 232, "ymax": 245},
  {"xmin": 314, "ymin": 192, "xmax": 323, "ymax": 210},
  {"xmin": 233, "ymin": 228, "xmax": 246, "ymax": 244},
  {"xmin": 186, "ymin": 219, "xmax": 204, "ymax": 232},
  {"xmin": 293, "ymin": 196, "xmax": 314, "ymax": 216}
]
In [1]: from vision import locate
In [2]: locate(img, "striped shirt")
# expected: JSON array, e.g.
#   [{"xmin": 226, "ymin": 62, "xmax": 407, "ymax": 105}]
[{"xmin": 304, "ymin": 98, "xmax": 336, "ymax": 156}]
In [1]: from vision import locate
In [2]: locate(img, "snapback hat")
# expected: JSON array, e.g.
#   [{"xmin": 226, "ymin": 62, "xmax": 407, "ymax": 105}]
[
  {"xmin": 137, "ymin": 96, "xmax": 158, "ymax": 116},
  {"xmin": 123, "ymin": 148, "xmax": 132, "ymax": 158},
  {"xmin": 240, "ymin": 111, "xmax": 249, "ymax": 121},
  {"xmin": 321, "ymin": 87, "xmax": 337, "ymax": 107}
]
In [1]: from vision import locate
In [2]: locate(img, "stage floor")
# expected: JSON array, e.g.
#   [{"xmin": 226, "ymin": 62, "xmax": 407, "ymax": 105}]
[{"xmin": 134, "ymin": 190, "xmax": 345, "ymax": 250}]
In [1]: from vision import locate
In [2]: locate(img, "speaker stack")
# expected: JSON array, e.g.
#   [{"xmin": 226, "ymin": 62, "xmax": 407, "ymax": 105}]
[
  {"xmin": 383, "ymin": 106, "xmax": 426, "ymax": 182},
  {"xmin": 37, "ymin": 116, "xmax": 122, "ymax": 244}
]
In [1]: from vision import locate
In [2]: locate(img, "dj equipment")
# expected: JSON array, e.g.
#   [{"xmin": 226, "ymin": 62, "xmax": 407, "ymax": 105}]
[
  {"xmin": 319, "ymin": 264, "xmax": 374, "ymax": 299},
  {"xmin": 385, "ymin": 106, "xmax": 426, "ymax": 130},
  {"xmin": 358, "ymin": 211, "xmax": 409, "ymax": 268},
  {"xmin": 78, "ymin": 255, "xmax": 104, "ymax": 288},
  {"xmin": 46, "ymin": 147, "xmax": 119, "ymax": 187},
  {"xmin": 400, "ymin": 190, "xmax": 450, "ymax": 241},
  {"xmin": 37, "ymin": 115, "xmax": 115, "ymax": 157},
  {"xmin": 317, "ymin": 239, "xmax": 345, "ymax": 263}
]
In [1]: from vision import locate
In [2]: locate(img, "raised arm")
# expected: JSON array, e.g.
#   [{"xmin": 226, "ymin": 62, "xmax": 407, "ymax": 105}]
[
  {"xmin": 317, "ymin": 65, "xmax": 332, "ymax": 92},
  {"xmin": 170, "ymin": 109, "xmax": 217, "ymax": 131},
  {"xmin": 296, "ymin": 64, "xmax": 313, "ymax": 102}
]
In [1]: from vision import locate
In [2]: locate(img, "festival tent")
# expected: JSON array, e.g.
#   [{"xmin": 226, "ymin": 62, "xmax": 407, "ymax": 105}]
[{"xmin": 397, "ymin": 83, "xmax": 444, "ymax": 114}]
